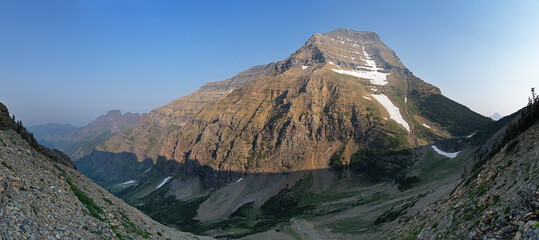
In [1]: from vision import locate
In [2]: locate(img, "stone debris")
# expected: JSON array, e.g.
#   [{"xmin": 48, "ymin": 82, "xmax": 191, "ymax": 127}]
[{"xmin": 0, "ymin": 129, "xmax": 213, "ymax": 240}]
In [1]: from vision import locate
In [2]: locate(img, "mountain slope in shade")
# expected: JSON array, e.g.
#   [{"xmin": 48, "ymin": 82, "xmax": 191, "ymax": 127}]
[
  {"xmin": 387, "ymin": 122, "xmax": 539, "ymax": 239},
  {"xmin": 0, "ymin": 102, "xmax": 211, "ymax": 239},
  {"xmin": 29, "ymin": 110, "xmax": 141, "ymax": 160},
  {"xmin": 491, "ymin": 112, "xmax": 504, "ymax": 120}
]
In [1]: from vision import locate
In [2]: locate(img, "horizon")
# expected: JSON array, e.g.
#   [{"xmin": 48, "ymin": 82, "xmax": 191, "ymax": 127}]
[{"xmin": 1, "ymin": 0, "xmax": 538, "ymax": 127}]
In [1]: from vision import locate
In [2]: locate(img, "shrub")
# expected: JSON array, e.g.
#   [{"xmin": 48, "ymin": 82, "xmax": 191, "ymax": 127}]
[{"xmin": 66, "ymin": 178, "xmax": 103, "ymax": 220}]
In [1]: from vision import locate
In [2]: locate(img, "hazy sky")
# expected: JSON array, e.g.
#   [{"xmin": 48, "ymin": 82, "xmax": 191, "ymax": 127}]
[{"xmin": 1, "ymin": 0, "xmax": 538, "ymax": 126}]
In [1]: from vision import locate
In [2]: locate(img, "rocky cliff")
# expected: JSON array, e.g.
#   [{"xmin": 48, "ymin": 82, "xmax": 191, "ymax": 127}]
[{"xmin": 97, "ymin": 63, "xmax": 277, "ymax": 164}]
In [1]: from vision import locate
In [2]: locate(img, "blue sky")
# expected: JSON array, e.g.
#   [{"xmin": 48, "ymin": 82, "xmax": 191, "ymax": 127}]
[{"xmin": 1, "ymin": 0, "xmax": 538, "ymax": 126}]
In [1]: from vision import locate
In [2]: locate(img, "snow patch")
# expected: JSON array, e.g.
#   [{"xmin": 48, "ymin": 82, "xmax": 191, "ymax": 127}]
[
  {"xmin": 363, "ymin": 96, "xmax": 371, "ymax": 100},
  {"xmin": 466, "ymin": 132, "xmax": 476, "ymax": 138},
  {"xmin": 156, "ymin": 176, "xmax": 172, "ymax": 189},
  {"xmin": 236, "ymin": 177, "xmax": 243, "ymax": 183},
  {"xmin": 301, "ymin": 66, "xmax": 308, "ymax": 70},
  {"xmin": 422, "ymin": 123, "xmax": 431, "ymax": 129},
  {"xmin": 328, "ymin": 61, "xmax": 335, "ymax": 65},
  {"xmin": 431, "ymin": 146, "xmax": 459, "ymax": 158},
  {"xmin": 383, "ymin": 117, "xmax": 388, "ymax": 120},
  {"xmin": 371, "ymin": 94, "xmax": 410, "ymax": 132},
  {"xmin": 405, "ymin": 97, "xmax": 408, "ymax": 103},
  {"xmin": 144, "ymin": 167, "xmax": 152, "ymax": 173},
  {"xmin": 332, "ymin": 46, "xmax": 389, "ymax": 85},
  {"xmin": 121, "ymin": 180, "xmax": 136, "ymax": 185}
]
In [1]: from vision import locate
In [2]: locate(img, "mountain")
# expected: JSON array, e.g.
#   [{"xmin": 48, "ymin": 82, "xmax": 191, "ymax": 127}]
[
  {"xmin": 491, "ymin": 112, "xmax": 503, "ymax": 121},
  {"xmin": 0, "ymin": 102, "xmax": 211, "ymax": 239},
  {"xmin": 26, "ymin": 123, "xmax": 77, "ymax": 148},
  {"xmin": 77, "ymin": 28, "xmax": 494, "ymax": 238},
  {"xmin": 29, "ymin": 110, "xmax": 141, "ymax": 161},
  {"xmin": 386, "ymin": 98, "xmax": 539, "ymax": 239},
  {"xmin": 98, "ymin": 63, "xmax": 276, "ymax": 165},
  {"xmin": 77, "ymin": 63, "xmax": 276, "ymax": 187}
]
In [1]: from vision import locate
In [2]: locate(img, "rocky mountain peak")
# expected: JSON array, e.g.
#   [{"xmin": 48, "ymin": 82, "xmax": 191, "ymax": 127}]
[
  {"xmin": 284, "ymin": 29, "xmax": 407, "ymax": 76},
  {"xmin": 323, "ymin": 28, "xmax": 381, "ymax": 42}
]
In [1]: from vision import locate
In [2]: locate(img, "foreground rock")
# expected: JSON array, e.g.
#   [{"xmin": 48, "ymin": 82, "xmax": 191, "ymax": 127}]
[
  {"xmin": 386, "ymin": 122, "xmax": 539, "ymax": 239},
  {"xmin": 0, "ymin": 102, "xmax": 212, "ymax": 239}
]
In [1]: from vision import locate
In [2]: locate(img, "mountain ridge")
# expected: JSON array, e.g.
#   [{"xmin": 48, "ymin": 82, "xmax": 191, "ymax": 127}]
[{"xmin": 29, "ymin": 110, "xmax": 141, "ymax": 161}]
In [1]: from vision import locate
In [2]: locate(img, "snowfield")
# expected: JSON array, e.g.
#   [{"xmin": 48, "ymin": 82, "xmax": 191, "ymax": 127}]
[
  {"xmin": 301, "ymin": 66, "xmax": 308, "ymax": 70},
  {"xmin": 156, "ymin": 176, "xmax": 172, "ymax": 189},
  {"xmin": 431, "ymin": 146, "xmax": 459, "ymax": 158},
  {"xmin": 371, "ymin": 94, "xmax": 410, "ymax": 132},
  {"xmin": 423, "ymin": 123, "xmax": 431, "ymax": 129},
  {"xmin": 121, "ymin": 180, "xmax": 136, "ymax": 185},
  {"xmin": 332, "ymin": 46, "xmax": 389, "ymax": 85}
]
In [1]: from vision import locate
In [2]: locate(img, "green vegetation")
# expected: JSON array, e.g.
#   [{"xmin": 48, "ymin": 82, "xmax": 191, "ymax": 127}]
[
  {"xmin": 470, "ymin": 90, "xmax": 539, "ymax": 182},
  {"xmin": 329, "ymin": 149, "xmax": 346, "ymax": 169},
  {"xmin": 118, "ymin": 210, "xmax": 150, "ymax": 238},
  {"xmin": 103, "ymin": 197, "xmax": 113, "ymax": 205},
  {"xmin": 325, "ymin": 218, "xmax": 378, "ymax": 234},
  {"xmin": 1, "ymin": 161, "xmax": 12, "ymax": 170},
  {"xmin": 138, "ymin": 174, "xmax": 386, "ymax": 238},
  {"xmin": 375, "ymin": 193, "xmax": 425, "ymax": 225},
  {"xmin": 411, "ymin": 91, "xmax": 492, "ymax": 136},
  {"xmin": 403, "ymin": 223, "xmax": 425, "ymax": 240},
  {"xmin": 397, "ymin": 176, "xmax": 421, "ymax": 191},
  {"xmin": 66, "ymin": 177, "xmax": 103, "ymax": 220},
  {"xmin": 53, "ymin": 164, "xmax": 66, "ymax": 177},
  {"xmin": 348, "ymin": 146, "xmax": 414, "ymax": 182},
  {"xmin": 138, "ymin": 194, "xmax": 209, "ymax": 233}
]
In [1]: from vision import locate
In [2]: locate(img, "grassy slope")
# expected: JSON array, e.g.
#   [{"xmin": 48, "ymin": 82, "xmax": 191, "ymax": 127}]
[{"xmin": 413, "ymin": 93, "xmax": 492, "ymax": 136}]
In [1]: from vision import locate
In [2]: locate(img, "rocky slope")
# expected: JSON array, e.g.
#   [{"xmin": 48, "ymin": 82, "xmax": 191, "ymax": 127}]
[
  {"xmin": 0, "ymin": 103, "xmax": 210, "ymax": 239},
  {"xmin": 386, "ymin": 103, "xmax": 539, "ymax": 239},
  {"xmin": 29, "ymin": 110, "xmax": 141, "ymax": 161}
]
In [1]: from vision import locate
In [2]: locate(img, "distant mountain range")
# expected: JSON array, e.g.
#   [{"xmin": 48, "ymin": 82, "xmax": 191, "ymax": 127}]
[{"xmin": 29, "ymin": 110, "xmax": 141, "ymax": 161}]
